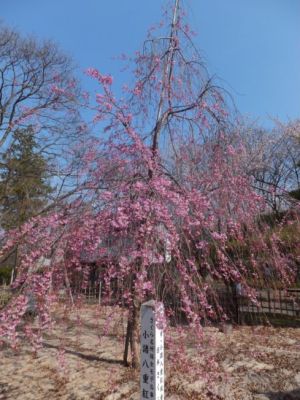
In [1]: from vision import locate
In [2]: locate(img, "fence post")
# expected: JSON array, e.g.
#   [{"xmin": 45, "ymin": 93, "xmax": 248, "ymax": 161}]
[
  {"xmin": 279, "ymin": 290, "xmax": 282, "ymax": 315},
  {"xmin": 98, "ymin": 281, "xmax": 102, "ymax": 305}
]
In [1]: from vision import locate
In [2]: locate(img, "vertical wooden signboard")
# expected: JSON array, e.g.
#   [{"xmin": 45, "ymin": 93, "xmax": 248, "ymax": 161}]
[{"xmin": 140, "ymin": 300, "xmax": 164, "ymax": 400}]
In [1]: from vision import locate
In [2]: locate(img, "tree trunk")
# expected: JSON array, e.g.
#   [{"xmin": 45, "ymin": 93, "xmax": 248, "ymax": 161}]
[
  {"xmin": 123, "ymin": 300, "xmax": 140, "ymax": 368},
  {"xmin": 10, "ymin": 266, "xmax": 15, "ymax": 285},
  {"xmin": 123, "ymin": 317, "xmax": 131, "ymax": 367},
  {"xmin": 10, "ymin": 245, "xmax": 19, "ymax": 285}
]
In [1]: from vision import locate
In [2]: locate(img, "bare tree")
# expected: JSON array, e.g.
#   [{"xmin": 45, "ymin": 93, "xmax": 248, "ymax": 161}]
[
  {"xmin": 0, "ymin": 24, "xmax": 84, "ymax": 186},
  {"xmin": 0, "ymin": 24, "xmax": 87, "ymax": 284},
  {"xmin": 240, "ymin": 119, "xmax": 300, "ymax": 215}
]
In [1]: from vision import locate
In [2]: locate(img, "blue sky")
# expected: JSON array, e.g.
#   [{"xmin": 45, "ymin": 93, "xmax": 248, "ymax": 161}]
[{"xmin": 2, "ymin": 0, "xmax": 300, "ymax": 126}]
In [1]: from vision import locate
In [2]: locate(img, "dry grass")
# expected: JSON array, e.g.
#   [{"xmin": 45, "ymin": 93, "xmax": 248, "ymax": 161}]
[{"xmin": 0, "ymin": 304, "xmax": 299, "ymax": 399}]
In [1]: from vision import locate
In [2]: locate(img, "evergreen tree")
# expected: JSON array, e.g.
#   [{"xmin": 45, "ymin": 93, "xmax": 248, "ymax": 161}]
[{"xmin": 0, "ymin": 127, "xmax": 53, "ymax": 230}]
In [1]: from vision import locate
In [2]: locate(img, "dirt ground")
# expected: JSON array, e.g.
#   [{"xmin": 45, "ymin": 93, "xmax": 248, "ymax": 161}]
[{"xmin": 0, "ymin": 305, "xmax": 299, "ymax": 400}]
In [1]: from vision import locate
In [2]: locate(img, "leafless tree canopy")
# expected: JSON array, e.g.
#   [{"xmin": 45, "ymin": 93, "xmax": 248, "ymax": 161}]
[
  {"xmin": 241, "ymin": 120, "xmax": 300, "ymax": 213},
  {"xmin": 0, "ymin": 24, "xmax": 90, "ymax": 214},
  {"xmin": 0, "ymin": 24, "xmax": 83, "ymax": 169}
]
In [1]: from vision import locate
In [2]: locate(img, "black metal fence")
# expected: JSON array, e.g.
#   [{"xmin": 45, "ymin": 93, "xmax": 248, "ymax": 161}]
[
  {"xmin": 2, "ymin": 282, "xmax": 300, "ymax": 326},
  {"xmin": 237, "ymin": 288, "xmax": 300, "ymax": 325}
]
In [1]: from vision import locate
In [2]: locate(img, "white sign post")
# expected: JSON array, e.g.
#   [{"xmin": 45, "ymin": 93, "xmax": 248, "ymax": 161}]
[{"xmin": 140, "ymin": 300, "xmax": 164, "ymax": 400}]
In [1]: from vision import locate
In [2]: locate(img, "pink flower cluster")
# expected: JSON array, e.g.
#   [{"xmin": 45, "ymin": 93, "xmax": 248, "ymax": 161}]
[{"xmin": 86, "ymin": 68, "xmax": 113, "ymax": 86}]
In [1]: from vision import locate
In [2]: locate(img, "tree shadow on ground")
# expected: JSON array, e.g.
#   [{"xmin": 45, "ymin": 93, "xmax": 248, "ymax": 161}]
[
  {"xmin": 261, "ymin": 388, "xmax": 300, "ymax": 400},
  {"xmin": 42, "ymin": 342, "xmax": 123, "ymax": 365}
]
